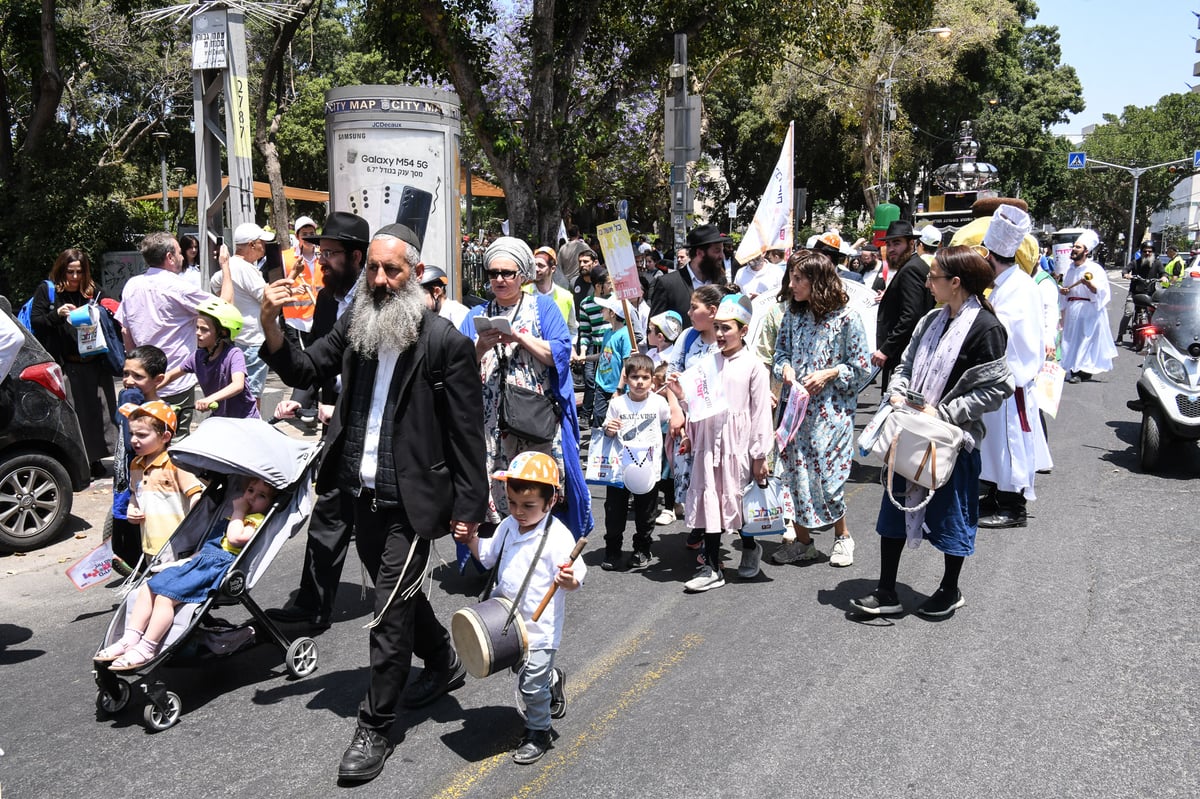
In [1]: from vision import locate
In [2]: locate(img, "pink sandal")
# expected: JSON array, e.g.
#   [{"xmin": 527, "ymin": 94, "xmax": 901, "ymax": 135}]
[
  {"xmin": 94, "ymin": 632, "xmax": 141, "ymax": 662},
  {"xmin": 110, "ymin": 640, "xmax": 159, "ymax": 672}
]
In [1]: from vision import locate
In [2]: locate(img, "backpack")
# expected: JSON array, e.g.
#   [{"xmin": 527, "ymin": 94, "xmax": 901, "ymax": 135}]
[{"xmin": 16, "ymin": 280, "xmax": 54, "ymax": 331}]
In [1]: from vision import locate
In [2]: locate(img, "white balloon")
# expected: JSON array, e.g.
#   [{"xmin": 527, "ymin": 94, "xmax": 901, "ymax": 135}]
[{"xmin": 622, "ymin": 461, "xmax": 658, "ymax": 495}]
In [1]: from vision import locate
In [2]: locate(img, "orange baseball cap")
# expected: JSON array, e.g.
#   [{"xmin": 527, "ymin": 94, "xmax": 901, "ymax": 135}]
[{"xmin": 119, "ymin": 400, "xmax": 177, "ymax": 434}]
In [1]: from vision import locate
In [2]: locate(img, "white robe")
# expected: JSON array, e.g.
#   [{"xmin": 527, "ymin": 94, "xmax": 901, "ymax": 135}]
[
  {"xmin": 980, "ymin": 266, "xmax": 1051, "ymax": 496},
  {"xmin": 1059, "ymin": 259, "xmax": 1117, "ymax": 375}
]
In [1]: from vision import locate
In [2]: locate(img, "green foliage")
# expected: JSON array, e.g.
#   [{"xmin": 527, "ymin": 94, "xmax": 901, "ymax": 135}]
[{"xmin": 1056, "ymin": 92, "xmax": 1200, "ymax": 252}]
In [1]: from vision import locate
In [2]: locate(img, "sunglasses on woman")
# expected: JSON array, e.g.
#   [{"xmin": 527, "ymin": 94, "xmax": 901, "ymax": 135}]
[{"xmin": 487, "ymin": 269, "xmax": 520, "ymax": 280}]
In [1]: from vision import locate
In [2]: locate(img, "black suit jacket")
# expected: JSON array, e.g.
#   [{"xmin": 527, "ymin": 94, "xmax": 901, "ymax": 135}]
[
  {"xmin": 263, "ymin": 309, "xmax": 488, "ymax": 535},
  {"xmin": 876, "ymin": 253, "xmax": 933, "ymax": 361},
  {"xmin": 291, "ymin": 288, "xmax": 346, "ymax": 408},
  {"xmin": 649, "ymin": 268, "xmax": 696, "ymax": 326}
]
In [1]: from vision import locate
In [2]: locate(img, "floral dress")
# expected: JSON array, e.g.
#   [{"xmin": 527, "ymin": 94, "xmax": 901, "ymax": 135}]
[
  {"xmin": 479, "ymin": 296, "xmax": 565, "ymax": 522},
  {"xmin": 771, "ymin": 305, "xmax": 872, "ymax": 528}
]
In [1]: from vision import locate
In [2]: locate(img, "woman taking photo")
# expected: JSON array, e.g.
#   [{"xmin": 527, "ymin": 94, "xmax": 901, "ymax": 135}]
[
  {"xmin": 771, "ymin": 250, "xmax": 872, "ymax": 567},
  {"xmin": 852, "ymin": 245, "xmax": 1013, "ymax": 618},
  {"xmin": 460, "ymin": 237, "xmax": 591, "ymax": 538},
  {"xmin": 30, "ymin": 248, "xmax": 118, "ymax": 477}
]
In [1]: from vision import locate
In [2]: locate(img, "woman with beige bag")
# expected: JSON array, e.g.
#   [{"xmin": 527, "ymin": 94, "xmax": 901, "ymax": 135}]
[{"xmin": 852, "ymin": 246, "xmax": 1013, "ymax": 618}]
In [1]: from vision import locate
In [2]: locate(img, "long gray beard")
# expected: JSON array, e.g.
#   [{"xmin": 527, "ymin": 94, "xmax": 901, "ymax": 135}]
[{"xmin": 347, "ymin": 272, "xmax": 425, "ymax": 357}]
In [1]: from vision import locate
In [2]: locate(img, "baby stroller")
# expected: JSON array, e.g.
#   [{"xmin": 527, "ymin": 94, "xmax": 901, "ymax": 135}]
[{"xmin": 92, "ymin": 418, "xmax": 321, "ymax": 731}]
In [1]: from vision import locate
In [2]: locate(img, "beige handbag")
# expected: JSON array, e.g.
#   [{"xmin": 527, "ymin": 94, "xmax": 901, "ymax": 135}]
[{"xmin": 870, "ymin": 407, "xmax": 964, "ymax": 504}]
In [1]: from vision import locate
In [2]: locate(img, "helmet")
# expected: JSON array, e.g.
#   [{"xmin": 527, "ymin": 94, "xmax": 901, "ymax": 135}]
[
  {"xmin": 419, "ymin": 265, "xmax": 448, "ymax": 287},
  {"xmin": 493, "ymin": 451, "xmax": 560, "ymax": 487},
  {"xmin": 196, "ymin": 297, "xmax": 244, "ymax": 340}
]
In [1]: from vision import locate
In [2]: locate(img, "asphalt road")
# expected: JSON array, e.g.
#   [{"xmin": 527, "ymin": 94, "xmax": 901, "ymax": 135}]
[{"xmin": 1, "ymin": 272, "xmax": 1197, "ymax": 798}]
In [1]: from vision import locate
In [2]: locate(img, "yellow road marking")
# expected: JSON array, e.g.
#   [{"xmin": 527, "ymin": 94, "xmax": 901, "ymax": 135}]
[{"xmin": 433, "ymin": 627, "xmax": 698, "ymax": 799}]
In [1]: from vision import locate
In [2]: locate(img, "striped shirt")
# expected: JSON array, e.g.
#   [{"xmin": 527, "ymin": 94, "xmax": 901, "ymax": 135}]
[{"xmin": 576, "ymin": 293, "xmax": 611, "ymax": 351}]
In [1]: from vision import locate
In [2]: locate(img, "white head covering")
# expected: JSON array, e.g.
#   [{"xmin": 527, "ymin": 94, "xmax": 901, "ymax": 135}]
[
  {"xmin": 982, "ymin": 205, "xmax": 1032, "ymax": 259},
  {"xmin": 483, "ymin": 236, "xmax": 535, "ymax": 283},
  {"xmin": 714, "ymin": 293, "xmax": 754, "ymax": 326},
  {"xmin": 1074, "ymin": 229, "xmax": 1100, "ymax": 253}
]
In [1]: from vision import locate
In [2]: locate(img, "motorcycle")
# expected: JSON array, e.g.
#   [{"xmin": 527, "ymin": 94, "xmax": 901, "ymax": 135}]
[{"xmin": 1126, "ymin": 280, "xmax": 1200, "ymax": 472}]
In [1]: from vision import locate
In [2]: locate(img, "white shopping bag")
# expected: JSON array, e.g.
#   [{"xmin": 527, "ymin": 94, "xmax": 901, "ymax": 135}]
[
  {"xmin": 774, "ymin": 385, "xmax": 810, "ymax": 452},
  {"xmin": 75, "ymin": 304, "xmax": 109, "ymax": 357},
  {"xmin": 1034, "ymin": 361, "xmax": 1066, "ymax": 418},
  {"xmin": 585, "ymin": 428, "xmax": 624, "ymax": 487},
  {"xmin": 740, "ymin": 479, "xmax": 796, "ymax": 536}
]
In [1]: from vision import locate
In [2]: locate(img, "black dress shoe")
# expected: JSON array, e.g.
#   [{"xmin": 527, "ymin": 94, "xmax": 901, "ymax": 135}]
[
  {"xmin": 1065, "ymin": 372, "xmax": 1081, "ymax": 384},
  {"xmin": 512, "ymin": 728, "xmax": 553, "ymax": 765},
  {"xmin": 402, "ymin": 655, "xmax": 467, "ymax": 708},
  {"xmin": 265, "ymin": 604, "xmax": 331, "ymax": 630},
  {"xmin": 549, "ymin": 667, "xmax": 567, "ymax": 719},
  {"xmin": 337, "ymin": 725, "xmax": 393, "ymax": 783},
  {"xmin": 978, "ymin": 511, "xmax": 1027, "ymax": 529}
]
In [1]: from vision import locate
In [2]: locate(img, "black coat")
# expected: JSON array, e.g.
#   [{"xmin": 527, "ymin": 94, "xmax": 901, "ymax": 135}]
[
  {"xmin": 291, "ymin": 288, "xmax": 347, "ymax": 408},
  {"xmin": 648, "ymin": 268, "xmax": 697, "ymax": 326},
  {"xmin": 262, "ymin": 308, "xmax": 489, "ymax": 535},
  {"xmin": 876, "ymin": 253, "xmax": 933, "ymax": 361}
]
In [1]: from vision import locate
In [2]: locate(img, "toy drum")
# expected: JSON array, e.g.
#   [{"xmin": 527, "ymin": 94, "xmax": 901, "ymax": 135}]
[{"xmin": 451, "ymin": 597, "xmax": 529, "ymax": 679}]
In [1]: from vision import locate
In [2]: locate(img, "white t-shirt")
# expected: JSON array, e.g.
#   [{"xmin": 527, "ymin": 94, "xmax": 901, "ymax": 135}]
[
  {"xmin": 0, "ymin": 311, "xmax": 24, "ymax": 377},
  {"xmin": 476, "ymin": 515, "xmax": 585, "ymax": 650},
  {"xmin": 210, "ymin": 256, "xmax": 266, "ymax": 347},
  {"xmin": 439, "ymin": 299, "xmax": 471, "ymax": 329},
  {"xmin": 735, "ymin": 262, "xmax": 785, "ymax": 298},
  {"xmin": 604, "ymin": 392, "xmax": 670, "ymax": 474}
]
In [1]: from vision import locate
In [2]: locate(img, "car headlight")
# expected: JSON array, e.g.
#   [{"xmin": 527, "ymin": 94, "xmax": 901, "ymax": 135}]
[{"xmin": 1160, "ymin": 351, "xmax": 1189, "ymax": 385}]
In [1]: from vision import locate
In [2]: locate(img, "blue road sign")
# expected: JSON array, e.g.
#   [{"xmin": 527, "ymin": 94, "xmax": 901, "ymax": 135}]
[
  {"xmin": 618, "ymin": 199, "xmax": 629, "ymax": 221},
  {"xmin": 1194, "ymin": 150, "xmax": 1200, "ymax": 170},
  {"xmin": 1068, "ymin": 152, "xmax": 1087, "ymax": 170}
]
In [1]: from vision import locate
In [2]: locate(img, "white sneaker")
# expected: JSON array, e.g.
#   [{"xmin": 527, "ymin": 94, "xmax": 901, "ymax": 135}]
[
  {"xmin": 683, "ymin": 565, "xmax": 725, "ymax": 593},
  {"xmin": 655, "ymin": 509, "xmax": 677, "ymax": 526},
  {"xmin": 829, "ymin": 536, "xmax": 855, "ymax": 567},
  {"xmin": 737, "ymin": 543, "xmax": 761, "ymax": 579},
  {"xmin": 771, "ymin": 540, "xmax": 821, "ymax": 564}
]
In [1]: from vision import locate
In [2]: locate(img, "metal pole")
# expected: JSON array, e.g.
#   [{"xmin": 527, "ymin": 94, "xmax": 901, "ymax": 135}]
[
  {"xmin": 1127, "ymin": 168, "xmax": 1142, "ymax": 268},
  {"xmin": 670, "ymin": 33, "xmax": 689, "ymax": 252}
]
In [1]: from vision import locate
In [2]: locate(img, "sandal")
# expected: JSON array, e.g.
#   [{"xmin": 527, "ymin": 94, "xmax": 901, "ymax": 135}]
[
  {"xmin": 110, "ymin": 645, "xmax": 157, "ymax": 672},
  {"xmin": 94, "ymin": 641, "xmax": 132, "ymax": 662}
]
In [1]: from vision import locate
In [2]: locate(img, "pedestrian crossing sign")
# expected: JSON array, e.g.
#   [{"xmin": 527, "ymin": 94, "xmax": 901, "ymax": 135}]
[{"xmin": 1068, "ymin": 152, "xmax": 1087, "ymax": 170}]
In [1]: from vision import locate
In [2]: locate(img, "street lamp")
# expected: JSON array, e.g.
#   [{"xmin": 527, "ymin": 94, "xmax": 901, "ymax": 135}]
[
  {"xmin": 1082, "ymin": 156, "xmax": 1192, "ymax": 266},
  {"xmin": 878, "ymin": 27, "xmax": 952, "ymax": 203},
  {"xmin": 173, "ymin": 167, "xmax": 187, "ymax": 225},
  {"xmin": 152, "ymin": 130, "xmax": 171, "ymax": 231}
]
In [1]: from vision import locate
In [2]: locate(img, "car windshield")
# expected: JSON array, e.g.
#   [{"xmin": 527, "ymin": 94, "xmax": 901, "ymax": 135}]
[{"xmin": 1152, "ymin": 280, "xmax": 1200, "ymax": 356}]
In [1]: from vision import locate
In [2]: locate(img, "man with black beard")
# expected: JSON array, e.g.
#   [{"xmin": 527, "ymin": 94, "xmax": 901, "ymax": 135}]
[
  {"xmin": 260, "ymin": 223, "xmax": 488, "ymax": 785},
  {"xmin": 648, "ymin": 223, "xmax": 728, "ymax": 327},
  {"xmin": 873, "ymin": 220, "xmax": 933, "ymax": 390},
  {"xmin": 266, "ymin": 212, "xmax": 369, "ymax": 631}
]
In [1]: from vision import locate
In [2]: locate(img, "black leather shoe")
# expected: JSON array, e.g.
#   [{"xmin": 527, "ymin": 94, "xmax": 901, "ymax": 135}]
[
  {"xmin": 1065, "ymin": 372, "xmax": 1080, "ymax": 384},
  {"xmin": 337, "ymin": 725, "xmax": 393, "ymax": 783},
  {"xmin": 265, "ymin": 604, "xmax": 331, "ymax": 630},
  {"xmin": 978, "ymin": 511, "xmax": 1027, "ymax": 529},
  {"xmin": 549, "ymin": 668, "xmax": 567, "ymax": 719},
  {"xmin": 402, "ymin": 655, "xmax": 467, "ymax": 708},
  {"xmin": 512, "ymin": 728, "xmax": 553, "ymax": 764}
]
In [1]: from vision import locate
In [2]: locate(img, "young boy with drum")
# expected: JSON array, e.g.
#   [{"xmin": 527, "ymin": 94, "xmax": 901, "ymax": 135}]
[{"xmin": 454, "ymin": 452, "xmax": 586, "ymax": 765}]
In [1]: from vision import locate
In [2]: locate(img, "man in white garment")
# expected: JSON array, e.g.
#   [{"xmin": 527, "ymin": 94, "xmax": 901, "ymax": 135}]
[
  {"xmin": 977, "ymin": 205, "xmax": 1052, "ymax": 529},
  {"xmin": 734, "ymin": 249, "xmax": 786, "ymax": 298},
  {"xmin": 1059, "ymin": 229, "xmax": 1118, "ymax": 383}
]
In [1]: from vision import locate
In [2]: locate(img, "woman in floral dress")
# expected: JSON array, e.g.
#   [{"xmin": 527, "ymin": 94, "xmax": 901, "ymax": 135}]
[{"xmin": 771, "ymin": 250, "xmax": 872, "ymax": 567}]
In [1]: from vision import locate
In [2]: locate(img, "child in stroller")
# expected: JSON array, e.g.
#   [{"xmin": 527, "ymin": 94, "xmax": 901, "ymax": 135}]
[{"xmin": 95, "ymin": 477, "xmax": 278, "ymax": 670}]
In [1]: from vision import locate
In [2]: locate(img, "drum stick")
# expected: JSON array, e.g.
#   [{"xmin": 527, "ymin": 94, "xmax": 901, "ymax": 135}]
[{"xmin": 531, "ymin": 537, "xmax": 587, "ymax": 622}]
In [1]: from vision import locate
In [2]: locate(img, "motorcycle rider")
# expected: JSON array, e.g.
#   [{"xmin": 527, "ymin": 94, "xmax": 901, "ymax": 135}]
[{"xmin": 1117, "ymin": 243, "xmax": 1163, "ymax": 345}]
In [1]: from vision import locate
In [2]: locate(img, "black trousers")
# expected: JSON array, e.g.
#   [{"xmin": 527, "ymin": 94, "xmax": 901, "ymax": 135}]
[
  {"xmin": 603, "ymin": 485, "xmax": 657, "ymax": 556},
  {"xmin": 353, "ymin": 496, "xmax": 454, "ymax": 733},
  {"xmin": 293, "ymin": 486, "xmax": 355, "ymax": 617}
]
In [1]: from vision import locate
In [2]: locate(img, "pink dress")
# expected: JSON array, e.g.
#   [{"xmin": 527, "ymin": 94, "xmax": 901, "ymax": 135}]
[{"xmin": 684, "ymin": 347, "xmax": 774, "ymax": 533}]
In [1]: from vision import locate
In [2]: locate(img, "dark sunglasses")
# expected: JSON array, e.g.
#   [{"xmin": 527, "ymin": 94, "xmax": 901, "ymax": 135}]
[{"xmin": 487, "ymin": 269, "xmax": 520, "ymax": 280}]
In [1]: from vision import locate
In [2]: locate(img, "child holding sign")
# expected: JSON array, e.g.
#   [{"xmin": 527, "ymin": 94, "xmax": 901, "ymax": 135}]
[{"xmin": 668, "ymin": 294, "xmax": 774, "ymax": 592}]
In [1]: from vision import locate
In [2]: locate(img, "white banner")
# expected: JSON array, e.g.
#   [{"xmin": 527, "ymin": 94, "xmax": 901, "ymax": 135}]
[
  {"xmin": 679, "ymin": 354, "xmax": 727, "ymax": 422},
  {"xmin": 735, "ymin": 121, "xmax": 794, "ymax": 264}
]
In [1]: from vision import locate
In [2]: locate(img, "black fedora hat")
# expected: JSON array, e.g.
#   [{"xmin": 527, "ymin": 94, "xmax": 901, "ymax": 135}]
[
  {"xmin": 883, "ymin": 220, "xmax": 919, "ymax": 240},
  {"xmin": 304, "ymin": 211, "xmax": 370, "ymax": 246},
  {"xmin": 686, "ymin": 223, "xmax": 726, "ymax": 248}
]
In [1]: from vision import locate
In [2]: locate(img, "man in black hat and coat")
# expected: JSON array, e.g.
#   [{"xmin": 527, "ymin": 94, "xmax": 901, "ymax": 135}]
[
  {"xmin": 873, "ymin": 220, "xmax": 934, "ymax": 390},
  {"xmin": 268, "ymin": 211, "xmax": 372, "ymax": 633},
  {"xmin": 648, "ymin": 223, "xmax": 729, "ymax": 326}
]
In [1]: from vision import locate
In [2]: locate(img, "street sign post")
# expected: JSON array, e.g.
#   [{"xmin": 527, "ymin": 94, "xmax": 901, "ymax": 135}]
[
  {"xmin": 1193, "ymin": 150, "xmax": 1200, "ymax": 170},
  {"xmin": 1068, "ymin": 152, "xmax": 1087, "ymax": 170}
]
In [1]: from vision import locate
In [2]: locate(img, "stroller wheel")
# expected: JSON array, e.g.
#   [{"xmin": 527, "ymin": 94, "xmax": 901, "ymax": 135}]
[
  {"xmin": 285, "ymin": 637, "xmax": 319, "ymax": 678},
  {"xmin": 96, "ymin": 681, "xmax": 130, "ymax": 715},
  {"xmin": 143, "ymin": 691, "xmax": 182, "ymax": 731}
]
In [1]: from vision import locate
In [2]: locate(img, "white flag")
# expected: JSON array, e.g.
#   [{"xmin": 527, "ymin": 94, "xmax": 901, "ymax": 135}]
[
  {"xmin": 734, "ymin": 121, "xmax": 794, "ymax": 265},
  {"xmin": 557, "ymin": 219, "xmax": 568, "ymax": 245}
]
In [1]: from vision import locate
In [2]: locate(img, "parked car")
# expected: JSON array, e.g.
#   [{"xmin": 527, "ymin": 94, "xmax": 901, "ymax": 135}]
[{"xmin": 0, "ymin": 297, "xmax": 91, "ymax": 552}]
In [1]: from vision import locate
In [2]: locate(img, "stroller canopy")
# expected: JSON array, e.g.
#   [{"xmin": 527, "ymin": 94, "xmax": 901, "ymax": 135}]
[{"xmin": 169, "ymin": 418, "xmax": 318, "ymax": 489}]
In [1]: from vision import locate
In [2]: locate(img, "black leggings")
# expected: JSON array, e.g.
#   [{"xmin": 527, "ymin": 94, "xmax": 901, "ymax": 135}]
[
  {"xmin": 878, "ymin": 536, "xmax": 963, "ymax": 593},
  {"xmin": 703, "ymin": 532, "xmax": 758, "ymax": 569}
]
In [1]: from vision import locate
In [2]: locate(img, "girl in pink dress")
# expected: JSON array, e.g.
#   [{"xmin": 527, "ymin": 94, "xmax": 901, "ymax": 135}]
[{"xmin": 668, "ymin": 294, "xmax": 774, "ymax": 593}]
